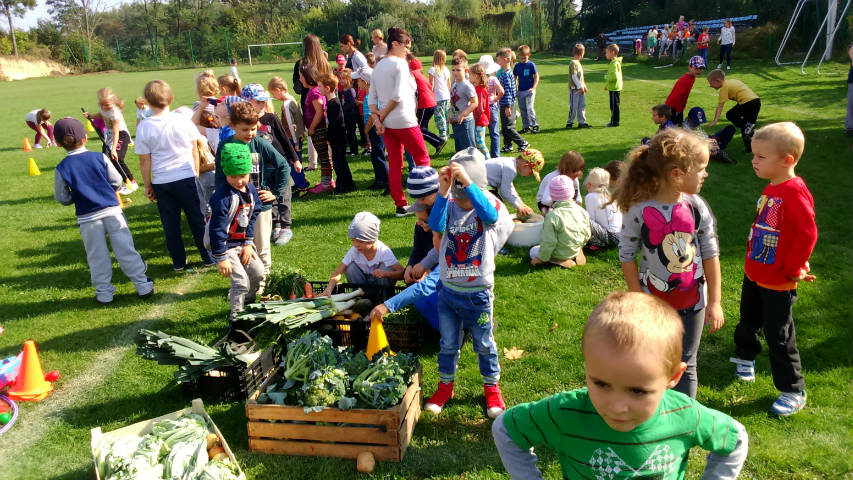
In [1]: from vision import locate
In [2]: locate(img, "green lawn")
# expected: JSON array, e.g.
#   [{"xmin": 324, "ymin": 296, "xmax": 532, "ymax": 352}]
[{"xmin": 0, "ymin": 55, "xmax": 851, "ymax": 479}]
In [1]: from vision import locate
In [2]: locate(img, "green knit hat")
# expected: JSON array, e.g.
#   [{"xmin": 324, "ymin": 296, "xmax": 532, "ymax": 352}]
[{"xmin": 221, "ymin": 143, "xmax": 252, "ymax": 176}]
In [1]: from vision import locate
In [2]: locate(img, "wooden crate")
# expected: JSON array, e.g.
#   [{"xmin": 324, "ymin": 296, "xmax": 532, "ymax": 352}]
[
  {"xmin": 91, "ymin": 398, "xmax": 246, "ymax": 480},
  {"xmin": 245, "ymin": 366, "xmax": 422, "ymax": 462}
]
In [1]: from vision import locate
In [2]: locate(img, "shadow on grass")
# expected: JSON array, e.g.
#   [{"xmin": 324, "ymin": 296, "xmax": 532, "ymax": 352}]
[{"xmin": 0, "ymin": 194, "xmax": 55, "ymax": 206}]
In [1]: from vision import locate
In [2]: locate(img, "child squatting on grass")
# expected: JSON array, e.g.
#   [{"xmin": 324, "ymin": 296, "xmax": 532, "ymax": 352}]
[
  {"xmin": 529, "ymin": 174, "xmax": 590, "ymax": 269},
  {"xmin": 730, "ymin": 122, "xmax": 817, "ymax": 417},
  {"xmin": 492, "ymin": 291, "xmax": 749, "ymax": 480},
  {"xmin": 484, "ymin": 147, "xmax": 545, "ymax": 218},
  {"xmin": 53, "ymin": 117, "xmax": 154, "ymax": 305},
  {"xmin": 321, "ymin": 211, "xmax": 405, "ymax": 297}
]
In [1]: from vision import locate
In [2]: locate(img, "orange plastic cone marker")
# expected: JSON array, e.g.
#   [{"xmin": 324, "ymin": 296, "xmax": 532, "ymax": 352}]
[
  {"xmin": 23, "ymin": 138, "xmax": 33, "ymax": 151},
  {"xmin": 365, "ymin": 318, "xmax": 394, "ymax": 360},
  {"xmin": 28, "ymin": 158, "xmax": 41, "ymax": 176},
  {"xmin": 7, "ymin": 340, "xmax": 54, "ymax": 402}
]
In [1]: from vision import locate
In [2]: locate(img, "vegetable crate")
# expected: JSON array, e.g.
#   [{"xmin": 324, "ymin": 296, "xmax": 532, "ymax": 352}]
[
  {"xmin": 91, "ymin": 398, "xmax": 246, "ymax": 480},
  {"xmin": 245, "ymin": 366, "xmax": 422, "ymax": 462},
  {"xmin": 308, "ymin": 282, "xmax": 424, "ymax": 353},
  {"xmin": 183, "ymin": 337, "xmax": 280, "ymax": 401}
]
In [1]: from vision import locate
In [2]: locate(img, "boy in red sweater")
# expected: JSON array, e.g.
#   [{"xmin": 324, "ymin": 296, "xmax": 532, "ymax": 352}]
[
  {"xmin": 731, "ymin": 122, "xmax": 817, "ymax": 417},
  {"xmin": 665, "ymin": 55, "xmax": 705, "ymax": 126}
]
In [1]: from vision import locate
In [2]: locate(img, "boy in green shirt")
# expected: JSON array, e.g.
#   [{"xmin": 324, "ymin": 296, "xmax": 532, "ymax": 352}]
[
  {"xmin": 604, "ymin": 44, "xmax": 623, "ymax": 127},
  {"xmin": 493, "ymin": 291, "xmax": 748, "ymax": 479}
]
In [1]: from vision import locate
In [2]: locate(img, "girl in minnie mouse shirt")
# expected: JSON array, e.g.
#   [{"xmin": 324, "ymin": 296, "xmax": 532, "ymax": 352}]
[{"xmin": 613, "ymin": 129, "xmax": 723, "ymax": 399}]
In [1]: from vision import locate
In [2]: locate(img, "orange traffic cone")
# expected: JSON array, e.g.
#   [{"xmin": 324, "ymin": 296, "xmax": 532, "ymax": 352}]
[
  {"xmin": 28, "ymin": 158, "xmax": 41, "ymax": 176},
  {"xmin": 7, "ymin": 340, "xmax": 54, "ymax": 402},
  {"xmin": 365, "ymin": 317, "xmax": 394, "ymax": 360},
  {"xmin": 23, "ymin": 138, "xmax": 33, "ymax": 152}
]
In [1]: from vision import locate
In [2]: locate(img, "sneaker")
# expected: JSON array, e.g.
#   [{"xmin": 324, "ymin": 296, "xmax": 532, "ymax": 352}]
[
  {"xmin": 726, "ymin": 66, "xmax": 731, "ymax": 70},
  {"xmin": 274, "ymin": 228, "xmax": 293, "ymax": 246},
  {"xmin": 129, "ymin": 180, "xmax": 139, "ymax": 192},
  {"xmin": 531, "ymin": 126, "xmax": 540, "ymax": 134},
  {"xmin": 425, "ymin": 381, "xmax": 454, "ymax": 414},
  {"xmin": 435, "ymin": 138, "xmax": 448, "ymax": 156},
  {"xmin": 273, "ymin": 227, "xmax": 281, "ymax": 240},
  {"xmin": 565, "ymin": 123, "xmax": 573, "ymax": 129},
  {"xmin": 605, "ymin": 123, "xmax": 619, "ymax": 128},
  {"xmin": 577, "ymin": 123, "xmax": 592, "ymax": 129},
  {"xmin": 34, "ymin": 143, "xmax": 43, "ymax": 149},
  {"xmin": 330, "ymin": 180, "xmax": 336, "ymax": 189},
  {"xmin": 717, "ymin": 63, "xmax": 723, "ymax": 69},
  {"xmin": 519, "ymin": 127, "xmax": 530, "ymax": 134},
  {"xmin": 713, "ymin": 150, "xmax": 736, "ymax": 164},
  {"xmin": 484, "ymin": 384, "xmax": 507, "ymax": 419},
  {"xmin": 395, "ymin": 206, "xmax": 412, "ymax": 217},
  {"xmin": 743, "ymin": 122, "xmax": 755, "ymax": 138},
  {"xmin": 293, "ymin": 187, "xmax": 310, "ymax": 198},
  {"xmin": 139, "ymin": 278, "xmax": 155, "ymax": 298},
  {"xmin": 309, "ymin": 183, "xmax": 333, "ymax": 194},
  {"xmin": 500, "ymin": 145, "xmax": 513, "ymax": 153},
  {"xmin": 517, "ymin": 142, "xmax": 530, "ymax": 153},
  {"xmin": 730, "ymin": 357, "xmax": 755, "ymax": 382},
  {"xmin": 770, "ymin": 391, "xmax": 806, "ymax": 417},
  {"xmin": 304, "ymin": 166, "xmax": 318, "ymax": 171},
  {"xmin": 381, "ymin": 187, "xmax": 390, "ymax": 196},
  {"xmin": 117, "ymin": 185, "xmax": 132, "ymax": 195}
]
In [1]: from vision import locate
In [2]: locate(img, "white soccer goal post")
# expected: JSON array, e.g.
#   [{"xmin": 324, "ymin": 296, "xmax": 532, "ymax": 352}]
[{"xmin": 247, "ymin": 42, "xmax": 302, "ymax": 66}]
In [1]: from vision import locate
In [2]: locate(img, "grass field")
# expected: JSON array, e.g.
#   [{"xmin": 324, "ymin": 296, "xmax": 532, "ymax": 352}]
[{"xmin": 0, "ymin": 54, "xmax": 851, "ymax": 479}]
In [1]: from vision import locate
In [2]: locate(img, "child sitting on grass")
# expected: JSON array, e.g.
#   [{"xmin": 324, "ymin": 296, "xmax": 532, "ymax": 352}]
[
  {"xmin": 485, "ymin": 148, "xmax": 545, "ymax": 218},
  {"xmin": 530, "ymin": 175, "xmax": 590, "ymax": 269},
  {"xmin": 642, "ymin": 104, "xmax": 675, "ymax": 144},
  {"xmin": 207, "ymin": 143, "xmax": 264, "ymax": 323},
  {"xmin": 493, "ymin": 291, "xmax": 748, "ymax": 479},
  {"xmin": 53, "ymin": 117, "xmax": 153, "ymax": 305},
  {"xmin": 537, "ymin": 150, "xmax": 584, "ymax": 213},
  {"xmin": 321, "ymin": 212, "xmax": 405, "ymax": 296},
  {"xmin": 684, "ymin": 106, "xmax": 737, "ymax": 164},
  {"xmin": 584, "ymin": 167, "xmax": 622, "ymax": 249}
]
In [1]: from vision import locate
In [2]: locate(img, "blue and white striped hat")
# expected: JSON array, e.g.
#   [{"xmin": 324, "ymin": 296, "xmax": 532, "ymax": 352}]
[{"xmin": 406, "ymin": 166, "xmax": 439, "ymax": 198}]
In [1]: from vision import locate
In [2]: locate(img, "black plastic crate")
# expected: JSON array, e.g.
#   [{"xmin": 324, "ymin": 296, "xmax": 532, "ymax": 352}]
[{"xmin": 182, "ymin": 335, "xmax": 281, "ymax": 401}]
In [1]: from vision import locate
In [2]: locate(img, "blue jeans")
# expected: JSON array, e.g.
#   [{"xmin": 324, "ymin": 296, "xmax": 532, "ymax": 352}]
[
  {"xmin": 488, "ymin": 103, "xmax": 500, "ymax": 158},
  {"xmin": 288, "ymin": 139, "xmax": 309, "ymax": 189},
  {"xmin": 152, "ymin": 176, "xmax": 214, "ymax": 269},
  {"xmin": 436, "ymin": 283, "xmax": 500, "ymax": 384},
  {"xmin": 451, "ymin": 117, "xmax": 476, "ymax": 153},
  {"xmin": 368, "ymin": 126, "xmax": 389, "ymax": 186}
]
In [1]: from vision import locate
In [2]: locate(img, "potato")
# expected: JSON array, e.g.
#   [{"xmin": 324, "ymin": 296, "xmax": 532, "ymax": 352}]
[
  {"xmin": 205, "ymin": 432, "xmax": 220, "ymax": 449},
  {"xmin": 356, "ymin": 451, "xmax": 375, "ymax": 473},
  {"xmin": 208, "ymin": 446, "xmax": 227, "ymax": 460}
]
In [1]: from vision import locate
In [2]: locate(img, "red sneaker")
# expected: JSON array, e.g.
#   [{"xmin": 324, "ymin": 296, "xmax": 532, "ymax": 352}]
[
  {"xmin": 425, "ymin": 381, "xmax": 454, "ymax": 414},
  {"xmin": 309, "ymin": 183, "xmax": 333, "ymax": 194},
  {"xmin": 484, "ymin": 383, "xmax": 506, "ymax": 418}
]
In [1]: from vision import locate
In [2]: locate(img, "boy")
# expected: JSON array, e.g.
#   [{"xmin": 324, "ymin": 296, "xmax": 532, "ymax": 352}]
[
  {"xmin": 427, "ymin": 148, "xmax": 514, "ymax": 418},
  {"xmin": 493, "ymin": 291, "xmax": 749, "ymax": 479},
  {"xmin": 684, "ymin": 106, "xmax": 736, "ymax": 164},
  {"xmin": 214, "ymin": 102, "xmax": 289, "ymax": 293},
  {"xmin": 566, "ymin": 43, "xmax": 590, "ymax": 129},
  {"xmin": 229, "ymin": 58, "xmax": 240, "ymax": 83},
  {"xmin": 53, "ymin": 117, "xmax": 153, "ymax": 305},
  {"xmin": 513, "ymin": 45, "xmax": 539, "ymax": 134},
  {"xmin": 642, "ymin": 104, "xmax": 675, "ymax": 145},
  {"xmin": 485, "ymin": 148, "xmax": 545, "ymax": 217},
  {"xmin": 496, "ymin": 48, "xmax": 529, "ymax": 154},
  {"xmin": 604, "ymin": 44, "xmax": 623, "ymax": 127},
  {"xmin": 450, "ymin": 56, "xmax": 479, "ymax": 153},
  {"xmin": 665, "ymin": 55, "xmax": 705, "ymax": 126},
  {"xmin": 403, "ymin": 166, "xmax": 441, "ymax": 283},
  {"xmin": 208, "ymin": 143, "xmax": 264, "ymax": 323},
  {"xmin": 731, "ymin": 122, "xmax": 817, "ymax": 416},
  {"xmin": 318, "ymin": 72, "xmax": 357, "ymax": 193},
  {"xmin": 706, "ymin": 69, "xmax": 761, "ymax": 152}
]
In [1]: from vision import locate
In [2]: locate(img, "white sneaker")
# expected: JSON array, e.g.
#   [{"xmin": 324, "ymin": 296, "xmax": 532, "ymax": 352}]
[
  {"xmin": 726, "ymin": 66, "xmax": 731, "ymax": 70},
  {"xmin": 730, "ymin": 357, "xmax": 755, "ymax": 382},
  {"xmin": 770, "ymin": 391, "xmax": 806, "ymax": 417},
  {"xmin": 717, "ymin": 63, "xmax": 722, "ymax": 69},
  {"xmin": 129, "ymin": 181, "xmax": 139, "ymax": 192},
  {"xmin": 117, "ymin": 185, "xmax": 132, "ymax": 195},
  {"xmin": 34, "ymin": 144, "xmax": 43, "ymax": 149}
]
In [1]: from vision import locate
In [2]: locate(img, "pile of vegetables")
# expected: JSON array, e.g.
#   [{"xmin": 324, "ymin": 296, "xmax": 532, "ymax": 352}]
[
  {"xmin": 96, "ymin": 413, "xmax": 241, "ymax": 480},
  {"xmin": 257, "ymin": 331, "xmax": 418, "ymax": 412},
  {"xmin": 237, "ymin": 289, "xmax": 367, "ymax": 335}
]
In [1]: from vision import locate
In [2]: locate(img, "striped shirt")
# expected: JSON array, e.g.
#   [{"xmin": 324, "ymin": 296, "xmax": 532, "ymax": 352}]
[{"xmin": 498, "ymin": 69, "xmax": 516, "ymax": 107}]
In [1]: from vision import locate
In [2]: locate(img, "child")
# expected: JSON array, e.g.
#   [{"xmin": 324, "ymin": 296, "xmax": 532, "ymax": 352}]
[
  {"xmin": 665, "ymin": 55, "xmax": 706, "ymax": 126},
  {"xmin": 584, "ymin": 167, "xmax": 622, "ymax": 248},
  {"xmin": 299, "ymin": 63, "xmax": 334, "ymax": 193},
  {"xmin": 493, "ymin": 291, "xmax": 748, "ymax": 479},
  {"xmin": 267, "ymin": 77, "xmax": 312, "ymax": 196},
  {"xmin": 365, "ymin": 51, "xmax": 376, "ymax": 68},
  {"xmin": 84, "ymin": 88, "xmax": 137, "ymax": 194},
  {"xmin": 429, "ymin": 49, "xmax": 452, "ymax": 140},
  {"xmin": 218, "ymin": 74, "xmax": 241, "ymax": 97},
  {"xmin": 697, "ymin": 26, "xmax": 710, "ymax": 67},
  {"xmin": 321, "ymin": 211, "xmax": 404, "ymax": 296},
  {"xmin": 513, "ymin": 45, "xmax": 539, "ymax": 134},
  {"xmin": 731, "ymin": 122, "xmax": 817, "ymax": 416},
  {"xmin": 468, "ymin": 63, "xmax": 492, "ymax": 159},
  {"xmin": 604, "ymin": 44, "xmax": 623, "ymax": 127},
  {"xmin": 479, "ymin": 54, "xmax": 504, "ymax": 158},
  {"xmin": 642, "ymin": 104, "xmax": 674, "ymax": 144},
  {"xmin": 338, "ymin": 69, "xmax": 361, "ymax": 155},
  {"xmin": 318, "ymin": 72, "xmax": 357, "ymax": 194},
  {"xmin": 717, "ymin": 19, "xmax": 736, "ymax": 70},
  {"xmin": 215, "ymin": 101, "xmax": 289, "ymax": 291},
  {"xmin": 371, "ymin": 29, "xmax": 387, "ymax": 62},
  {"xmin": 402, "ymin": 166, "xmax": 440, "ymax": 281},
  {"xmin": 409, "ymin": 56, "xmax": 446, "ymax": 155},
  {"xmin": 495, "ymin": 48, "xmax": 529, "ymax": 153},
  {"xmin": 24, "ymin": 108, "xmax": 56, "ymax": 148},
  {"xmin": 53, "ymin": 117, "xmax": 153, "ymax": 304},
  {"xmin": 426, "ymin": 147, "xmax": 514, "ymax": 418},
  {"xmin": 604, "ymin": 159, "xmax": 624, "ymax": 185},
  {"xmin": 613, "ymin": 128, "xmax": 723, "ymax": 398},
  {"xmin": 134, "ymin": 97, "xmax": 152, "ymax": 126},
  {"xmin": 207, "ymin": 142, "xmax": 264, "ymax": 323},
  {"xmin": 333, "ymin": 54, "xmax": 347, "ymax": 88},
  {"xmin": 530, "ymin": 175, "xmax": 590, "ymax": 269},
  {"xmin": 684, "ymin": 106, "xmax": 737, "ymax": 164},
  {"xmin": 191, "ymin": 70, "xmax": 221, "ymax": 204},
  {"xmin": 566, "ymin": 43, "xmax": 590, "ymax": 129},
  {"xmin": 537, "ymin": 150, "xmax": 584, "ymax": 213},
  {"xmin": 450, "ymin": 56, "xmax": 478, "ymax": 153},
  {"xmin": 706, "ymin": 69, "xmax": 761, "ymax": 152},
  {"xmin": 355, "ymin": 67, "xmax": 390, "ymax": 192},
  {"xmin": 485, "ymin": 148, "xmax": 544, "ymax": 217},
  {"xmin": 229, "ymin": 58, "xmax": 240, "ymax": 83}
]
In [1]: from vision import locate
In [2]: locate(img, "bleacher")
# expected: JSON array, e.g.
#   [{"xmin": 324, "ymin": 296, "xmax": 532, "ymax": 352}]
[{"xmin": 585, "ymin": 15, "xmax": 759, "ymax": 53}]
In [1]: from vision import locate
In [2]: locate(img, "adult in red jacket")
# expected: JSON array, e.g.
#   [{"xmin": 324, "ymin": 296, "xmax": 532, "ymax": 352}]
[{"xmin": 409, "ymin": 56, "xmax": 447, "ymax": 155}]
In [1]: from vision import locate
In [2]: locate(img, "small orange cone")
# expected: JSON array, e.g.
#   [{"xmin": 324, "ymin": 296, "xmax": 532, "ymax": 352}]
[
  {"xmin": 28, "ymin": 158, "xmax": 41, "ymax": 176},
  {"xmin": 365, "ymin": 318, "xmax": 394, "ymax": 360},
  {"xmin": 23, "ymin": 138, "xmax": 33, "ymax": 151},
  {"xmin": 7, "ymin": 340, "xmax": 54, "ymax": 402}
]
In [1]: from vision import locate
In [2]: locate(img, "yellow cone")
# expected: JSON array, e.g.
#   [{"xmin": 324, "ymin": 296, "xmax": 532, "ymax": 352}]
[
  {"xmin": 28, "ymin": 158, "xmax": 41, "ymax": 176},
  {"xmin": 85, "ymin": 119, "xmax": 95, "ymax": 132},
  {"xmin": 115, "ymin": 191, "xmax": 126, "ymax": 209},
  {"xmin": 365, "ymin": 318, "xmax": 394, "ymax": 360}
]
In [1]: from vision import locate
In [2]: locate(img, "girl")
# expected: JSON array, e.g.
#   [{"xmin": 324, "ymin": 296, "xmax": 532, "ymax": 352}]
[
  {"xmin": 268, "ymin": 76, "xmax": 311, "ymax": 197},
  {"xmin": 191, "ymin": 70, "xmax": 220, "ymax": 204},
  {"xmin": 134, "ymin": 97, "xmax": 151, "ymax": 126},
  {"xmin": 479, "ymin": 55, "xmax": 504, "ymax": 158},
  {"xmin": 612, "ymin": 128, "xmax": 723, "ymax": 399},
  {"xmin": 718, "ymin": 19, "xmax": 736, "ymax": 70},
  {"xmin": 218, "ymin": 74, "xmax": 240, "ymax": 97},
  {"xmin": 85, "ymin": 88, "xmax": 136, "ymax": 194},
  {"xmin": 429, "ymin": 50, "xmax": 451, "ymax": 140},
  {"xmin": 338, "ymin": 69, "xmax": 361, "ymax": 155},
  {"xmin": 24, "ymin": 108, "xmax": 55, "ymax": 148},
  {"xmin": 583, "ymin": 167, "xmax": 621, "ymax": 249},
  {"xmin": 293, "ymin": 34, "xmax": 330, "ymax": 171},
  {"xmin": 469, "ymin": 63, "xmax": 491, "ymax": 159},
  {"xmin": 371, "ymin": 29, "xmax": 387, "ymax": 62},
  {"xmin": 537, "ymin": 150, "xmax": 585, "ymax": 214},
  {"xmin": 318, "ymin": 72, "xmax": 357, "ymax": 194},
  {"xmin": 300, "ymin": 63, "xmax": 334, "ymax": 193}
]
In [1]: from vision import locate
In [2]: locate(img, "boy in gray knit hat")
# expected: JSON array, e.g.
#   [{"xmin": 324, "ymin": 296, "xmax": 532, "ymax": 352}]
[{"xmin": 321, "ymin": 211, "xmax": 405, "ymax": 296}]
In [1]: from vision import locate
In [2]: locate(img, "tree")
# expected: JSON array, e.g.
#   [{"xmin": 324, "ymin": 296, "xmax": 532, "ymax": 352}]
[
  {"xmin": 47, "ymin": 0, "xmax": 103, "ymax": 61},
  {"xmin": 2, "ymin": 0, "xmax": 36, "ymax": 56}
]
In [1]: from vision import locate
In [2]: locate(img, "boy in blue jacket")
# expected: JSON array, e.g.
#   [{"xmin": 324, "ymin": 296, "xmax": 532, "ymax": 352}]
[{"xmin": 208, "ymin": 143, "xmax": 264, "ymax": 322}]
